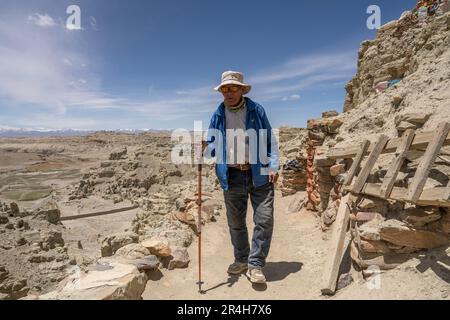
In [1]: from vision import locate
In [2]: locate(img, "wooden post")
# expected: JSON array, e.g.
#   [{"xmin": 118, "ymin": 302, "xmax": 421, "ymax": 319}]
[
  {"xmin": 344, "ymin": 140, "xmax": 370, "ymax": 186},
  {"xmin": 351, "ymin": 135, "xmax": 389, "ymax": 194},
  {"xmin": 321, "ymin": 194, "xmax": 353, "ymax": 295},
  {"xmin": 379, "ymin": 129, "xmax": 415, "ymax": 199}
]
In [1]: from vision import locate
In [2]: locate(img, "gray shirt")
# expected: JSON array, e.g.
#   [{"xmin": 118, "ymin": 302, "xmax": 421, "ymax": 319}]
[{"xmin": 225, "ymin": 103, "xmax": 249, "ymax": 166}]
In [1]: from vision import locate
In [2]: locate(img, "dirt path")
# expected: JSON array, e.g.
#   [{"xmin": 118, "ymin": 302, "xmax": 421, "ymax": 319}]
[
  {"xmin": 142, "ymin": 190, "xmax": 450, "ymax": 300},
  {"xmin": 143, "ymin": 191, "xmax": 331, "ymax": 300}
]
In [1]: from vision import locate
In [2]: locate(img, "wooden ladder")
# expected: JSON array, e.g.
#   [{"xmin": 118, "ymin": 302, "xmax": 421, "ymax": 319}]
[{"xmin": 320, "ymin": 122, "xmax": 450, "ymax": 296}]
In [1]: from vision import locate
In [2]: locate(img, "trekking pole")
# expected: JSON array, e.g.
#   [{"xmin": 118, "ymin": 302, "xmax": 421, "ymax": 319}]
[{"xmin": 197, "ymin": 140, "xmax": 205, "ymax": 294}]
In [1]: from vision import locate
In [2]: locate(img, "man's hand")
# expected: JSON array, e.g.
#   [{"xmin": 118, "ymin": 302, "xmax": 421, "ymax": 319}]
[{"xmin": 269, "ymin": 172, "xmax": 279, "ymax": 184}]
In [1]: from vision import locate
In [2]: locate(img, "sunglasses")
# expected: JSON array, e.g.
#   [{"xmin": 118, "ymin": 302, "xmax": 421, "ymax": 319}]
[{"xmin": 220, "ymin": 86, "xmax": 241, "ymax": 93}]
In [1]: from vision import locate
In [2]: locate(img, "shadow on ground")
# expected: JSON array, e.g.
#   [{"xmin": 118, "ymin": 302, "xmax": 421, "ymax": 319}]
[
  {"xmin": 264, "ymin": 261, "xmax": 303, "ymax": 282},
  {"xmin": 191, "ymin": 261, "xmax": 303, "ymax": 294},
  {"xmin": 202, "ymin": 274, "xmax": 240, "ymax": 293},
  {"xmin": 415, "ymin": 247, "xmax": 450, "ymax": 283}
]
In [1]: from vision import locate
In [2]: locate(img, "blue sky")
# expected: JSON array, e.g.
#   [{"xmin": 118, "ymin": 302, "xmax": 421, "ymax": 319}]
[{"xmin": 0, "ymin": 0, "xmax": 417, "ymax": 130}]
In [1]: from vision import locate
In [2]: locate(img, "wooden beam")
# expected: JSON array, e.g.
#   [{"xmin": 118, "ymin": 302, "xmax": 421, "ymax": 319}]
[
  {"xmin": 344, "ymin": 140, "xmax": 370, "ymax": 186},
  {"xmin": 321, "ymin": 194, "xmax": 353, "ymax": 296},
  {"xmin": 326, "ymin": 129, "xmax": 450, "ymax": 160},
  {"xmin": 351, "ymin": 135, "xmax": 389, "ymax": 194},
  {"xmin": 361, "ymin": 183, "xmax": 450, "ymax": 207},
  {"xmin": 379, "ymin": 129, "xmax": 415, "ymax": 199},
  {"xmin": 405, "ymin": 122, "xmax": 450, "ymax": 203}
]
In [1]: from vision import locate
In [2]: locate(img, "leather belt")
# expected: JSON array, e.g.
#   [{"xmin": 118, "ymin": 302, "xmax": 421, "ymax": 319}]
[{"xmin": 230, "ymin": 164, "xmax": 251, "ymax": 171}]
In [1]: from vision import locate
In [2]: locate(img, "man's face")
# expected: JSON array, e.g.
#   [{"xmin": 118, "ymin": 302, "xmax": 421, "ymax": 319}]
[{"xmin": 220, "ymin": 85, "xmax": 244, "ymax": 106}]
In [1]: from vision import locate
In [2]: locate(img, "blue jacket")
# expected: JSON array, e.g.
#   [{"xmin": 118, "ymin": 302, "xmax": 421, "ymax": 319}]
[{"xmin": 206, "ymin": 97, "xmax": 279, "ymax": 191}]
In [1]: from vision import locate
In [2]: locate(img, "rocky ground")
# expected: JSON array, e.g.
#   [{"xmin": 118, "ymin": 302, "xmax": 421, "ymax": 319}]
[{"xmin": 0, "ymin": 131, "xmax": 220, "ymax": 299}]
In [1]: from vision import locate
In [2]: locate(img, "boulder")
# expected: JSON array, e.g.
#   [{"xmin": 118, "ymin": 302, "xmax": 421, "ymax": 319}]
[
  {"xmin": 158, "ymin": 229, "xmax": 194, "ymax": 249},
  {"xmin": 141, "ymin": 237, "xmax": 172, "ymax": 257},
  {"xmin": 201, "ymin": 199, "xmax": 222, "ymax": 220},
  {"xmin": 99, "ymin": 254, "xmax": 160, "ymax": 273},
  {"xmin": 322, "ymin": 110, "xmax": 339, "ymax": 118},
  {"xmin": 0, "ymin": 214, "xmax": 8, "ymax": 224},
  {"xmin": 322, "ymin": 203, "xmax": 338, "ymax": 226},
  {"xmin": 115, "ymin": 243, "xmax": 150, "ymax": 260},
  {"xmin": 100, "ymin": 161, "xmax": 113, "ymax": 168},
  {"xmin": 32, "ymin": 200, "xmax": 61, "ymax": 224},
  {"xmin": 132, "ymin": 256, "xmax": 160, "ymax": 272},
  {"xmin": 98, "ymin": 169, "xmax": 115, "ymax": 178},
  {"xmin": 307, "ymin": 118, "xmax": 343, "ymax": 134},
  {"xmin": 9, "ymin": 203, "xmax": 20, "ymax": 217},
  {"xmin": 40, "ymin": 229, "xmax": 64, "ymax": 251},
  {"xmin": 399, "ymin": 207, "xmax": 442, "ymax": 228},
  {"xmin": 167, "ymin": 248, "xmax": 190, "ymax": 270},
  {"xmin": 356, "ymin": 197, "xmax": 388, "ymax": 215},
  {"xmin": 397, "ymin": 121, "xmax": 418, "ymax": 133},
  {"xmin": 357, "ymin": 239, "xmax": 391, "ymax": 254},
  {"xmin": 395, "ymin": 113, "xmax": 431, "ymax": 126},
  {"xmin": 358, "ymin": 214, "xmax": 385, "ymax": 241},
  {"xmin": 380, "ymin": 220, "xmax": 449, "ymax": 249},
  {"xmin": 350, "ymin": 241, "xmax": 412, "ymax": 270},
  {"xmin": 0, "ymin": 276, "xmax": 29, "ymax": 300},
  {"xmin": 355, "ymin": 212, "xmax": 384, "ymax": 224},
  {"xmin": 330, "ymin": 164, "xmax": 346, "ymax": 177},
  {"xmin": 100, "ymin": 232, "xmax": 139, "ymax": 257},
  {"xmin": 38, "ymin": 262, "xmax": 147, "ymax": 300},
  {"xmin": 327, "ymin": 119, "xmax": 344, "ymax": 134},
  {"xmin": 109, "ymin": 147, "xmax": 127, "ymax": 161}
]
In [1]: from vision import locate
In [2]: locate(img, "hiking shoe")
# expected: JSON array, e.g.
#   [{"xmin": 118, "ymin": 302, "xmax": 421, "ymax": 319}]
[
  {"xmin": 227, "ymin": 262, "xmax": 248, "ymax": 275},
  {"xmin": 246, "ymin": 268, "xmax": 266, "ymax": 284}
]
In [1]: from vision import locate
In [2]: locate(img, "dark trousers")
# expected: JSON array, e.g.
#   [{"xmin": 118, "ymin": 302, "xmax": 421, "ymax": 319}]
[{"xmin": 223, "ymin": 168, "xmax": 275, "ymax": 269}]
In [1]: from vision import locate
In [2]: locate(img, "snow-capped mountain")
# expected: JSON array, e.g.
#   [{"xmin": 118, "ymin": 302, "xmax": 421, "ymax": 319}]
[{"xmin": 0, "ymin": 127, "xmax": 168, "ymax": 137}]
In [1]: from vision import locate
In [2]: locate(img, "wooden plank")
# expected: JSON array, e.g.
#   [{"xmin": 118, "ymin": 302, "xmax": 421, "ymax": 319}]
[
  {"xmin": 344, "ymin": 140, "xmax": 370, "ymax": 186},
  {"xmin": 351, "ymin": 135, "xmax": 389, "ymax": 194},
  {"xmin": 405, "ymin": 122, "xmax": 450, "ymax": 203},
  {"xmin": 326, "ymin": 129, "xmax": 450, "ymax": 160},
  {"xmin": 361, "ymin": 183, "xmax": 450, "ymax": 207},
  {"xmin": 321, "ymin": 194, "xmax": 353, "ymax": 296},
  {"xmin": 379, "ymin": 129, "xmax": 415, "ymax": 199}
]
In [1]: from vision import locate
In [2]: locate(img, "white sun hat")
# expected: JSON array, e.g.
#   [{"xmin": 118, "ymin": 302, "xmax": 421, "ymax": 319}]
[{"xmin": 214, "ymin": 71, "xmax": 252, "ymax": 94}]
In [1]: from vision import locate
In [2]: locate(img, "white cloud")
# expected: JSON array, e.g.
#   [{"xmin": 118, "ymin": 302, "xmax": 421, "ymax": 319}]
[
  {"xmin": 27, "ymin": 13, "xmax": 57, "ymax": 28},
  {"xmin": 63, "ymin": 58, "xmax": 73, "ymax": 66},
  {"xmin": 249, "ymin": 52, "xmax": 355, "ymax": 85},
  {"xmin": 282, "ymin": 94, "xmax": 301, "ymax": 102},
  {"xmin": 0, "ymin": 10, "xmax": 356, "ymax": 130},
  {"xmin": 247, "ymin": 51, "xmax": 355, "ymax": 102},
  {"xmin": 0, "ymin": 14, "xmax": 116, "ymax": 115}
]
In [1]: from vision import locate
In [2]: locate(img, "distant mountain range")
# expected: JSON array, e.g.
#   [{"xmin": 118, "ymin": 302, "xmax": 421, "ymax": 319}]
[{"xmin": 0, "ymin": 127, "xmax": 168, "ymax": 138}]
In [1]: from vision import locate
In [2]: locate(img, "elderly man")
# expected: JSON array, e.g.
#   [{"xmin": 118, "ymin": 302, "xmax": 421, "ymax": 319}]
[{"xmin": 204, "ymin": 71, "xmax": 279, "ymax": 284}]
